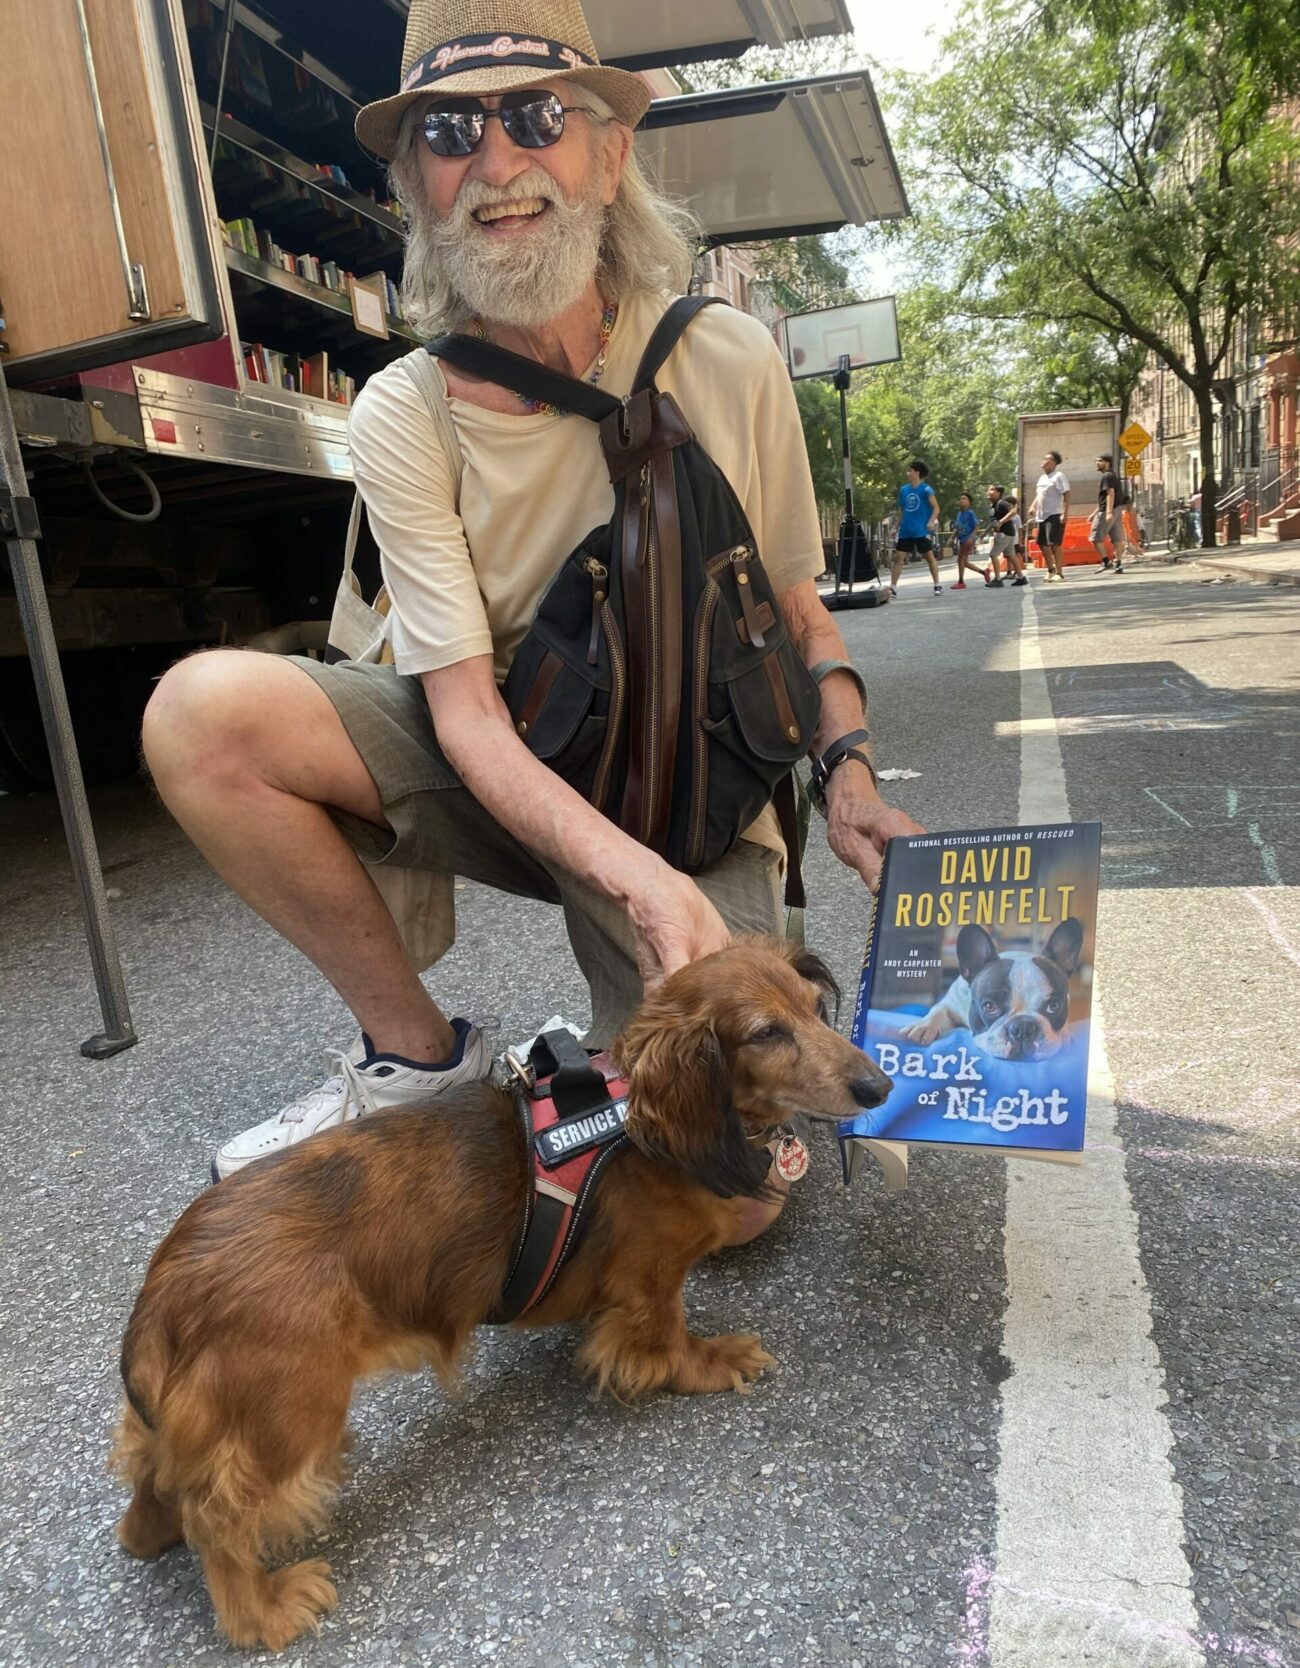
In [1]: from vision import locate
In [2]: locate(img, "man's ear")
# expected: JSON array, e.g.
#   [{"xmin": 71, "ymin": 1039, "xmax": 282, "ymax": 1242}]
[
  {"xmin": 616, "ymin": 1006, "xmax": 773, "ymax": 1200},
  {"xmin": 599, "ymin": 120, "xmax": 633, "ymax": 207},
  {"xmin": 1043, "ymin": 917, "xmax": 1084, "ymax": 975}
]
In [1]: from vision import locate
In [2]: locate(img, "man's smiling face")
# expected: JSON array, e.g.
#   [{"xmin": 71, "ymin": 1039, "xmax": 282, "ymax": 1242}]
[
  {"xmin": 408, "ymin": 87, "xmax": 630, "ymax": 329},
  {"xmin": 416, "ymin": 88, "xmax": 622, "ymax": 234}
]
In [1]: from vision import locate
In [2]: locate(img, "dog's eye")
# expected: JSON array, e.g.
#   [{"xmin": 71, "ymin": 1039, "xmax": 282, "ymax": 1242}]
[
  {"xmin": 748, "ymin": 1023, "xmax": 790, "ymax": 1045},
  {"xmin": 982, "ymin": 1000, "xmax": 1001, "ymax": 1017}
]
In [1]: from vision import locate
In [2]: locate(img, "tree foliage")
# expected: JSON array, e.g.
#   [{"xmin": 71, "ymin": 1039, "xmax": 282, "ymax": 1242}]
[{"xmin": 899, "ymin": 0, "xmax": 1300, "ymax": 541}]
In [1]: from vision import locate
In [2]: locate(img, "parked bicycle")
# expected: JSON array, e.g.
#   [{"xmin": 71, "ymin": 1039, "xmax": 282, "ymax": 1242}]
[{"xmin": 1166, "ymin": 499, "xmax": 1197, "ymax": 551}]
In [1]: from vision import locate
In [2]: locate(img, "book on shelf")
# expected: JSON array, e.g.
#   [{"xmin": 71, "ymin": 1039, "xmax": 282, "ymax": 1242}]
[
  {"xmin": 222, "ymin": 213, "xmax": 405, "ymax": 327},
  {"xmin": 302, "ymin": 350, "xmax": 328, "ymax": 401},
  {"xmin": 839, "ymin": 821, "xmax": 1102, "ymax": 1191}
]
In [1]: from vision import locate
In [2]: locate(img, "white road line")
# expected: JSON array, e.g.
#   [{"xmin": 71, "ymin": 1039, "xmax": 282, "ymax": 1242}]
[{"xmin": 987, "ymin": 589, "xmax": 1203, "ymax": 1668}]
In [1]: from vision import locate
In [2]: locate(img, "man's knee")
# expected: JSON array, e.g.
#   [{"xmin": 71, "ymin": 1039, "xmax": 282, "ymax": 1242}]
[{"xmin": 142, "ymin": 649, "xmax": 293, "ymax": 789}]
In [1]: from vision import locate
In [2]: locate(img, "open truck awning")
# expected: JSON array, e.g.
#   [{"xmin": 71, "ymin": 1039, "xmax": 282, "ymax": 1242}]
[
  {"xmin": 592, "ymin": 0, "xmax": 854, "ymax": 71},
  {"xmin": 637, "ymin": 73, "xmax": 909, "ymax": 243}
]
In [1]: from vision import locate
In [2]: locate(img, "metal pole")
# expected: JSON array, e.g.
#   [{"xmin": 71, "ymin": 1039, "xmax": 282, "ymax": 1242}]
[{"xmin": 0, "ymin": 356, "xmax": 137, "ymax": 1058}]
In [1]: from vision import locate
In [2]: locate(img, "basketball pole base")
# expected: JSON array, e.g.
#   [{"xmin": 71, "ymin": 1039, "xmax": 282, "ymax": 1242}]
[{"xmin": 824, "ymin": 587, "xmax": 891, "ymax": 610}]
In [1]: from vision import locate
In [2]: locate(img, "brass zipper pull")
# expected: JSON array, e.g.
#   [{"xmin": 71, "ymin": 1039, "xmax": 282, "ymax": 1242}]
[
  {"xmin": 732, "ymin": 548, "xmax": 765, "ymax": 648},
  {"xmin": 585, "ymin": 558, "xmax": 608, "ymax": 665}
]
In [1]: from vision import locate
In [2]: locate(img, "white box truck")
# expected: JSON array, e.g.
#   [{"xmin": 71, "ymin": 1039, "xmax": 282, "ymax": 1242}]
[{"xmin": 1018, "ymin": 408, "xmax": 1122, "ymax": 564}]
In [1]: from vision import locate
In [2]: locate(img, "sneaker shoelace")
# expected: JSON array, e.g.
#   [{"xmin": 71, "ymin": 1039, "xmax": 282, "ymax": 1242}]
[{"xmin": 277, "ymin": 1048, "xmax": 372, "ymax": 1127}]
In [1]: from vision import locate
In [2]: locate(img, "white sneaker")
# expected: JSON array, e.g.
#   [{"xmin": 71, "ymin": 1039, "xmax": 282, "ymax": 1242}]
[{"xmin": 211, "ymin": 1020, "xmax": 493, "ymax": 1181}]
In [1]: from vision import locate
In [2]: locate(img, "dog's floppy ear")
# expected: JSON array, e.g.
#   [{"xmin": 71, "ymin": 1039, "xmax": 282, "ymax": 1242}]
[
  {"xmin": 616, "ymin": 1001, "xmax": 773, "ymax": 1200},
  {"xmin": 788, "ymin": 946, "xmax": 841, "ymax": 1019},
  {"xmin": 1042, "ymin": 917, "xmax": 1084, "ymax": 975},
  {"xmin": 956, "ymin": 924, "xmax": 1000, "ymax": 981}
]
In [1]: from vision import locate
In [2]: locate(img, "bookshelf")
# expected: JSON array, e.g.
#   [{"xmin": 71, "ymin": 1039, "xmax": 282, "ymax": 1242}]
[
  {"xmin": 224, "ymin": 248, "xmax": 417, "ymax": 344},
  {"xmin": 184, "ymin": 0, "xmax": 413, "ymax": 410}
]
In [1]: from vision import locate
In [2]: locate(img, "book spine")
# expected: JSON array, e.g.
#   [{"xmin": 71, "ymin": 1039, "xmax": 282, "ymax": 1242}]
[{"xmin": 850, "ymin": 841, "xmax": 897, "ymax": 1044}]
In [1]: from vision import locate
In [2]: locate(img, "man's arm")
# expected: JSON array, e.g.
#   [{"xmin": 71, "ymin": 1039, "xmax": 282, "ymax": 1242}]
[
  {"xmin": 779, "ymin": 579, "xmax": 924, "ymax": 891},
  {"xmin": 1060, "ymin": 476, "xmax": 1072, "ymax": 521},
  {"xmin": 927, "ymin": 487, "xmax": 941, "ymax": 533},
  {"xmin": 420, "ymin": 657, "xmax": 729, "ymax": 983}
]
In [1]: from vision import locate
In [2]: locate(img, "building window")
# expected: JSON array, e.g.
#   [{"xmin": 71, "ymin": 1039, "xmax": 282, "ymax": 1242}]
[{"xmin": 1249, "ymin": 404, "xmax": 1261, "ymax": 468}]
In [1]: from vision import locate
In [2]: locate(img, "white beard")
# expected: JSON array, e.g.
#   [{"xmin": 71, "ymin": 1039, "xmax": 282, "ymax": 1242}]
[{"xmin": 410, "ymin": 164, "xmax": 607, "ymax": 330}]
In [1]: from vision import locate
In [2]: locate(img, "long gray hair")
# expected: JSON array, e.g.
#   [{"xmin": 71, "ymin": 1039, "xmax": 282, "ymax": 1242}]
[{"xmin": 388, "ymin": 90, "xmax": 702, "ymax": 337}]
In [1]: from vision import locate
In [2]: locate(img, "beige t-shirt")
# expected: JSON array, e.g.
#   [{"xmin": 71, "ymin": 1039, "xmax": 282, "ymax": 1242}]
[
  {"xmin": 347, "ymin": 289, "xmax": 826, "ymax": 857},
  {"xmin": 348, "ymin": 290, "xmax": 825, "ymax": 680}
]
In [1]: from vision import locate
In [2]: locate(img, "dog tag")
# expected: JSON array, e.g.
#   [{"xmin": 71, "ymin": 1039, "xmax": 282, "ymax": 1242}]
[{"xmin": 774, "ymin": 1134, "xmax": 809, "ymax": 1183}]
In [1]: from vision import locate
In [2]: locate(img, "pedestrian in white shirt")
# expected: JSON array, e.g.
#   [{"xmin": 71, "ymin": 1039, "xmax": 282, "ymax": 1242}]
[{"xmin": 1029, "ymin": 450, "xmax": 1071, "ymax": 582}]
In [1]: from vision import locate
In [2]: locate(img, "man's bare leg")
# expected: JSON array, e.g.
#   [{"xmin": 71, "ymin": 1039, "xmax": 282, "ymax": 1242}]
[{"xmin": 142, "ymin": 650, "xmax": 456, "ymax": 1063}]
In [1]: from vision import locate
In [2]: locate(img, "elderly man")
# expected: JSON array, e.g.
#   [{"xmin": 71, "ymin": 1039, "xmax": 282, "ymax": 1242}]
[{"xmin": 143, "ymin": 0, "xmax": 919, "ymax": 1195}]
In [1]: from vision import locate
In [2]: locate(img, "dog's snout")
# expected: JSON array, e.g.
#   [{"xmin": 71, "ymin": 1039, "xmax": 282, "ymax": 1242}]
[
  {"xmin": 850, "ymin": 1070, "xmax": 891, "ymax": 1109},
  {"xmin": 1006, "ymin": 1016, "xmax": 1040, "ymax": 1048}
]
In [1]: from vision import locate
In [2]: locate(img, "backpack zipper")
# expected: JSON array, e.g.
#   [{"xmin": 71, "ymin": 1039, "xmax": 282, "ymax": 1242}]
[
  {"xmin": 641, "ymin": 463, "xmax": 664, "ymax": 843},
  {"xmin": 591, "ymin": 598, "xmax": 625, "ymax": 813},
  {"xmin": 583, "ymin": 556, "xmax": 608, "ymax": 666}
]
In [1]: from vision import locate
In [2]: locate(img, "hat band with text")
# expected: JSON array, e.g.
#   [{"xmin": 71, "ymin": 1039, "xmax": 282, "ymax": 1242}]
[{"xmin": 401, "ymin": 32, "xmax": 597, "ymax": 93}]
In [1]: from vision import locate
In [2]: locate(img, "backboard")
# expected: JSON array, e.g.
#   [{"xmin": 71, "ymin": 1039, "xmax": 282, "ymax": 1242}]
[{"xmin": 781, "ymin": 297, "xmax": 902, "ymax": 382}]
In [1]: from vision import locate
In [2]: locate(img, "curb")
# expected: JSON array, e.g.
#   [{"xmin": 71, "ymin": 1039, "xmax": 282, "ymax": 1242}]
[{"xmin": 1190, "ymin": 558, "xmax": 1300, "ymax": 588}]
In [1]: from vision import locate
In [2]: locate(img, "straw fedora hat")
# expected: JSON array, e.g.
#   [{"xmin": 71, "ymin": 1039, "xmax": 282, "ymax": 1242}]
[{"xmin": 356, "ymin": 0, "xmax": 652, "ymax": 161}]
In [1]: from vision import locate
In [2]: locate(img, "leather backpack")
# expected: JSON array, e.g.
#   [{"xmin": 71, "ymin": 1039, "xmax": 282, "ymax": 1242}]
[{"xmin": 429, "ymin": 297, "xmax": 820, "ymax": 903}]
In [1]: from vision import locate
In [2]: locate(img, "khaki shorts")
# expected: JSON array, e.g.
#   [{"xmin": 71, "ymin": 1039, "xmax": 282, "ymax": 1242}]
[{"xmin": 290, "ymin": 656, "xmax": 784, "ymax": 1048}]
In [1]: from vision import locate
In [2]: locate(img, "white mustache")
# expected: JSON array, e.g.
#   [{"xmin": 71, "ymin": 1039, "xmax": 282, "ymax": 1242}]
[{"xmin": 451, "ymin": 168, "xmax": 565, "ymax": 222}]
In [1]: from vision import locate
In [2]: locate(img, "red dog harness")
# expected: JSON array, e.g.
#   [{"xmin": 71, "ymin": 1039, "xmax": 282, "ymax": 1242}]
[{"xmin": 489, "ymin": 1031, "xmax": 631, "ymax": 1324}]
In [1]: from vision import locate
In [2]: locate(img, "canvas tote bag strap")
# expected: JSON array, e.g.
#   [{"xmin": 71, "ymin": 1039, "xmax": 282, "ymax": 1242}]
[
  {"xmin": 401, "ymin": 347, "xmax": 466, "ymax": 504},
  {"xmin": 329, "ymin": 354, "xmax": 468, "ymax": 664},
  {"xmin": 327, "ymin": 490, "xmax": 390, "ymax": 664}
]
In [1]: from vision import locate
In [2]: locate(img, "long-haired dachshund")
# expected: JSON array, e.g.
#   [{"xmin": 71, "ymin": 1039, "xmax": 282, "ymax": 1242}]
[{"xmin": 111, "ymin": 937, "xmax": 890, "ymax": 1650}]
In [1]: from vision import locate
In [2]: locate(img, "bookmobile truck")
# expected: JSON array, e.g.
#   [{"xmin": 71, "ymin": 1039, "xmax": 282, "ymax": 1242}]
[
  {"xmin": 0, "ymin": 0, "xmax": 907, "ymax": 1045},
  {"xmin": 1017, "ymin": 408, "xmax": 1123, "ymax": 567}
]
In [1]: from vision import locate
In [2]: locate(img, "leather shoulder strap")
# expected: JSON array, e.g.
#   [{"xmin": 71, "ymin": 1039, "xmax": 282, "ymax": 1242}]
[
  {"xmin": 632, "ymin": 295, "xmax": 724, "ymax": 393},
  {"xmin": 426, "ymin": 334, "xmax": 622, "ymax": 425}
]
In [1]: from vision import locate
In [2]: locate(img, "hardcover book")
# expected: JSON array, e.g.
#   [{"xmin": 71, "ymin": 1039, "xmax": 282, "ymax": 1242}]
[{"xmin": 839, "ymin": 822, "xmax": 1102, "ymax": 1189}]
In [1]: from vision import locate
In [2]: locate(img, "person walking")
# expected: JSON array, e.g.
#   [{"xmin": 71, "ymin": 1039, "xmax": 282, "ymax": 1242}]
[
  {"xmin": 890, "ymin": 460, "xmax": 942, "ymax": 596},
  {"xmin": 1029, "ymin": 449, "xmax": 1071, "ymax": 581},
  {"xmin": 1091, "ymin": 452, "xmax": 1125, "ymax": 574},
  {"xmin": 950, "ymin": 492, "xmax": 981, "ymax": 588},
  {"xmin": 983, "ymin": 483, "xmax": 1026, "ymax": 586}
]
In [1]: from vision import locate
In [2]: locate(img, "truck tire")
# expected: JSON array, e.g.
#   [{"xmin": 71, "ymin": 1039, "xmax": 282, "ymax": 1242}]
[{"xmin": 0, "ymin": 648, "xmax": 169, "ymax": 792}]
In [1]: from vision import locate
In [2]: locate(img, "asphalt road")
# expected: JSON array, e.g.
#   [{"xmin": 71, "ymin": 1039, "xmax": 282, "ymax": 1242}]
[{"xmin": 0, "ymin": 556, "xmax": 1295, "ymax": 1667}]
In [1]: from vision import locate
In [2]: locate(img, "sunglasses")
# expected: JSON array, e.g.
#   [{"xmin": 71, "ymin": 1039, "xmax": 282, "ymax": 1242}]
[{"xmin": 420, "ymin": 91, "xmax": 585, "ymax": 158}]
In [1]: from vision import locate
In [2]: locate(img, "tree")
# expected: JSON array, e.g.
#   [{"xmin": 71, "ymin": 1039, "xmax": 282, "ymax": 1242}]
[{"xmin": 904, "ymin": 0, "xmax": 1300, "ymax": 544}]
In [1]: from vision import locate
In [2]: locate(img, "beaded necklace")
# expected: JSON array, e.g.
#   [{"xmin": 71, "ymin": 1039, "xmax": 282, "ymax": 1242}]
[{"xmin": 472, "ymin": 301, "xmax": 618, "ymax": 416}]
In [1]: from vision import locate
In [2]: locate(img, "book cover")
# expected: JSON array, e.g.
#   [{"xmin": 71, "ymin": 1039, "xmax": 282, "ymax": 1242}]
[{"xmin": 840, "ymin": 822, "xmax": 1101, "ymax": 1179}]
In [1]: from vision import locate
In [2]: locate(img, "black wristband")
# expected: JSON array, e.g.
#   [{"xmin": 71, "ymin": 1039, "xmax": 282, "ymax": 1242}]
[{"xmin": 810, "ymin": 727, "xmax": 876, "ymax": 812}]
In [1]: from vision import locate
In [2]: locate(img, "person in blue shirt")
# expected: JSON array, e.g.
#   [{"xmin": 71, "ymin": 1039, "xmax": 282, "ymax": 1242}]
[
  {"xmin": 889, "ymin": 459, "xmax": 943, "ymax": 596},
  {"xmin": 950, "ymin": 492, "xmax": 981, "ymax": 589}
]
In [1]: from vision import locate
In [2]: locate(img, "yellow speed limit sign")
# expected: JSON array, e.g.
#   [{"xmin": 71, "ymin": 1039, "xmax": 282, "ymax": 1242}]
[
  {"xmin": 1124, "ymin": 459, "xmax": 1142, "ymax": 478},
  {"xmin": 1119, "ymin": 421, "xmax": 1152, "ymax": 458}
]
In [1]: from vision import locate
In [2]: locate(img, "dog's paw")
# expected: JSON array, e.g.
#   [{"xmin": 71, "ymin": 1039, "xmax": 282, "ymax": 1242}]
[
  {"xmin": 256, "ymin": 1559, "xmax": 338, "ymax": 1652},
  {"xmin": 690, "ymin": 1332, "xmax": 776, "ymax": 1394},
  {"xmin": 899, "ymin": 1018, "xmax": 942, "ymax": 1045}
]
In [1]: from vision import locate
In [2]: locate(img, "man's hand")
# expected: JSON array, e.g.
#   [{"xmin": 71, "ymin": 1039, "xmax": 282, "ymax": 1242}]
[
  {"xmin": 619, "ymin": 852, "xmax": 732, "ymax": 986},
  {"xmin": 825, "ymin": 761, "xmax": 925, "ymax": 893}
]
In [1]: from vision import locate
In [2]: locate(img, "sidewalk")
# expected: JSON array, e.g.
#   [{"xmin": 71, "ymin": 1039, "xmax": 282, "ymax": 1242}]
[{"xmin": 1142, "ymin": 535, "xmax": 1300, "ymax": 587}]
